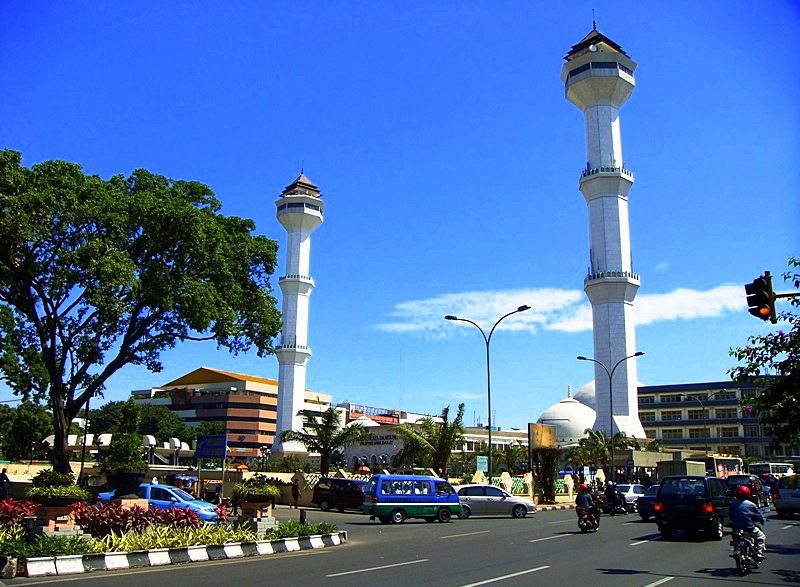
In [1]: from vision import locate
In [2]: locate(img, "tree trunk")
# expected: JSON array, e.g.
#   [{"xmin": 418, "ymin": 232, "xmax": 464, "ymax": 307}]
[{"xmin": 51, "ymin": 399, "xmax": 72, "ymax": 474}]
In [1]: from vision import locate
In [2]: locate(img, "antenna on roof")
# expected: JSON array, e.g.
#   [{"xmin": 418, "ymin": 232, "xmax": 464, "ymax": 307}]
[
  {"xmin": 567, "ymin": 384, "xmax": 572, "ymax": 398},
  {"xmin": 300, "ymin": 160, "xmax": 304, "ymax": 175},
  {"xmin": 592, "ymin": 8, "xmax": 597, "ymax": 31}
]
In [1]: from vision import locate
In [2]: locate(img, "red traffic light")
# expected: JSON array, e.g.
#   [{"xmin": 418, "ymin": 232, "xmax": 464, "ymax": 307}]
[{"xmin": 744, "ymin": 273, "xmax": 776, "ymax": 323}]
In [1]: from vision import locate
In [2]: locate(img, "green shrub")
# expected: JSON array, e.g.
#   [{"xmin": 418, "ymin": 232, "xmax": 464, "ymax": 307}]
[
  {"xmin": 232, "ymin": 474, "xmax": 280, "ymax": 501},
  {"xmin": 0, "ymin": 498, "xmax": 39, "ymax": 526},
  {"xmin": 30, "ymin": 469, "xmax": 75, "ymax": 488},
  {"xmin": 98, "ymin": 523, "xmax": 258, "ymax": 551},
  {"xmin": 263, "ymin": 520, "xmax": 336, "ymax": 539},
  {"xmin": 0, "ymin": 534, "xmax": 101, "ymax": 559},
  {"xmin": 26, "ymin": 485, "xmax": 92, "ymax": 502}
]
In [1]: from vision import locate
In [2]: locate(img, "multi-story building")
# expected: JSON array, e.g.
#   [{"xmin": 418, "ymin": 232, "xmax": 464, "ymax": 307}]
[
  {"xmin": 132, "ymin": 367, "xmax": 331, "ymax": 458},
  {"xmin": 637, "ymin": 380, "xmax": 791, "ymax": 458}
]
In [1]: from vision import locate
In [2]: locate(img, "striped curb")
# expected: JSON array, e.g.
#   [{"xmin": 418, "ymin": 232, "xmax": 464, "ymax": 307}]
[
  {"xmin": 537, "ymin": 504, "xmax": 576, "ymax": 511},
  {"xmin": 22, "ymin": 531, "xmax": 347, "ymax": 577}
]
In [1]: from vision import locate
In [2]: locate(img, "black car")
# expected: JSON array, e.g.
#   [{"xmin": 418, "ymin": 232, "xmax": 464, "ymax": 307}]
[
  {"xmin": 311, "ymin": 477, "xmax": 367, "ymax": 512},
  {"xmin": 724, "ymin": 474, "xmax": 770, "ymax": 508},
  {"xmin": 654, "ymin": 475, "xmax": 732, "ymax": 540}
]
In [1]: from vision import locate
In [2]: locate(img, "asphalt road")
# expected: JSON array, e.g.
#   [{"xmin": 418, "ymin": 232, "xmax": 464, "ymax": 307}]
[{"xmin": 7, "ymin": 506, "xmax": 800, "ymax": 587}]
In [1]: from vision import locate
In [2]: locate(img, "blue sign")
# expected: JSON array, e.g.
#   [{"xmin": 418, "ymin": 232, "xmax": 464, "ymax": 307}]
[
  {"xmin": 195, "ymin": 435, "xmax": 228, "ymax": 460},
  {"xmin": 476, "ymin": 455, "xmax": 488, "ymax": 473}
]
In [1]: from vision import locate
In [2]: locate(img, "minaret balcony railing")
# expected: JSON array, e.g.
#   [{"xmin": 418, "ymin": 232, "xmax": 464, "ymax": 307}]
[
  {"xmin": 585, "ymin": 270, "xmax": 640, "ymax": 284},
  {"xmin": 580, "ymin": 165, "xmax": 634, "ymax": 180},
  {"xmin": 275, "ymin": 335, "xmax": 311, "ymax": 351},
  {"xmin": 279, "ymin": 274, "xmax": 315, "ymax": 285}
]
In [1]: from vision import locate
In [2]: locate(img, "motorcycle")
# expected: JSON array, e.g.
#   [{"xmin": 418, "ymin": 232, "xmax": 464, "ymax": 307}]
[
  {"xmin": 577, "ymin": 508, "xmax": 599, "ymax": 533},
  {"xmin": 729, "ymin": 529, "xmax": 758, "ymax": 576},
  {"xmin": 597, "ymin": 491, "xmax": 628, "ymax": 515}
]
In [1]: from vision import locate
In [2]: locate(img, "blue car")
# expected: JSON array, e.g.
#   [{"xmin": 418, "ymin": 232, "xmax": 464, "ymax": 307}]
[{"xmin": 98, "ymin": 483, "xmax": 220, "ymax": 522}]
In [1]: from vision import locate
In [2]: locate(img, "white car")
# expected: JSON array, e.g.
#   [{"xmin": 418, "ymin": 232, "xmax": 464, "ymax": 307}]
[
  {"xmin": 774, "ymin": 474, "xmax": 800, "ymax": 518},
  {"xmin": 615, "ymin": 484, "xmax": 647, "ymax": 511}
]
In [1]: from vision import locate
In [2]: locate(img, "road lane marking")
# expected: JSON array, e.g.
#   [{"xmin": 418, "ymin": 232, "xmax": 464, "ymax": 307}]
[
  {"xmin": 643, "ymin": 577, "xmax": 674, "ymax": 587},
  {"xmin": 326, "ymin": 559, "xmax": 428, "ymax": 577},
  {"xmin": 441, "ymin": 530, "xmax": 491, "ymax": 539},
  {"xmin": 457, "ymin": 565, "xmax": 549, "ymax": 587},
  {"xmin": 547, "ymin": 519, "xmax": 574, "ymax": 524},
  {"xmin": 630, "ymin": 539, "xmax": 651, "ymax": 546},
  {"xmin": 529, "ymin": 534, "xmax": 570, "ymax": 543},
  {"xmin": 781, "ymin": 524, "xmax": 799, "ymax": 530}
]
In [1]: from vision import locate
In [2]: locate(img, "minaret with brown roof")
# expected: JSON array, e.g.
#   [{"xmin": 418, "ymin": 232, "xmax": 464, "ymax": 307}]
[{"xmin": 272, "ymin": 173, "xmax": 324, "ymax": 455}]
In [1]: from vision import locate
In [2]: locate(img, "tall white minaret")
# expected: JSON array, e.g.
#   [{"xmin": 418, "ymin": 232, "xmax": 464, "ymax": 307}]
[
  {"xmin": 561, "ymin": 26, "xmax": 646, "ymax": 439},
  {"xmin": 272, "ymin": 173, "xmax": 324, "ymax": 455}
]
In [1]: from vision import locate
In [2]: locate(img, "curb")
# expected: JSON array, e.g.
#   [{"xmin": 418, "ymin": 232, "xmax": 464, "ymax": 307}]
[
  {"xmin": 22, "ymin": 531, "xmax": 347, "ymax": 577},
  {"xmin": 537, "ymin": 504, "xmax": 576, "ymax": 511}
]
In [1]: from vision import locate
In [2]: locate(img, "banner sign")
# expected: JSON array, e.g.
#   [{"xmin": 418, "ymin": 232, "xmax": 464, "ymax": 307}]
[{"xmin": 195, "ymin": 434, "xmax": 228, "ymax": 460}]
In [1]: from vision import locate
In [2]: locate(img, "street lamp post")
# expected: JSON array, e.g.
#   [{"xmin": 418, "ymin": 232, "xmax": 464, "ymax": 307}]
[
  {"xmin": 445, "ymin": 304, "xmax": 531, "ymax": 482},
  {"xmin": 680, "ymin": 389, "xmax": 727, "ymax": 457},
  {"xmin": 577, "ymin": 351, "xmax": 644, "ymax": 483}
]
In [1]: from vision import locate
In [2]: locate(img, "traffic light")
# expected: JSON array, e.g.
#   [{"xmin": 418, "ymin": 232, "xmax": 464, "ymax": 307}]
[{"xmin": 744, "ymin": 273, "xmax": 777, "ymax": 323}]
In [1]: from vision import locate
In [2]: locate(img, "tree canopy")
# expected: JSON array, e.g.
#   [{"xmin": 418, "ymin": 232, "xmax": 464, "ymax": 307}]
[
  {"xmin": 391, "ymin": 403, "xmax": 465, "ymax": 476},
  {"xmin": 729, "ymin": 258, "xmax": 800, "ymax": 448},
  {"xmin": 0, "ymin": 150, "xmax": 282, "ymax": 472}
]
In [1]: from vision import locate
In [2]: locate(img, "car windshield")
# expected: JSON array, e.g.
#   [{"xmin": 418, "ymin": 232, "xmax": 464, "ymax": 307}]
[
  {"xmin": 617, "ymin": 485, "xmax": 631, "ymax": 492},
  {"xmin": 659, "ymin": 478, "xmax": 706, "ymax": 496},
  {"xmin": 171, "ymin": 488, "xmax": 196, "ymax": 501}
]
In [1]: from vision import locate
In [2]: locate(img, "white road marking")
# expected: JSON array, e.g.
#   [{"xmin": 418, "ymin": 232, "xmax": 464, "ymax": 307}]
[
  {"xmin": 643, "ymin": 577, "xmax": 674, "ymax": 587},
  {"xmin": 529, "ymin": 534, "xmax": 571, "ymax": 543},
  {"xmin": 326, "ymin": 559, "xmax": 428, "ymax": 577},
  {"xmin": 547, "ymin": 519, "xmax": 574, "ymax": 524},
  {"xmin": 630, "ymin": 540, "xmax": 651, "ymax": 546},
  {"xmin": 441, "ymin": 530, "xmax": 491, "ymax": 539},
  {"xmin": 457, "ymin": 565, "xmax": 550, "ymax": 587}
]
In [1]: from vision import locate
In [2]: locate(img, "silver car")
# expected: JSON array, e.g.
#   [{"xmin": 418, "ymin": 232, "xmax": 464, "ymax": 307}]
[{"xmin": 456, "ymin": 484, "xmax": 537, "ymax": 518}]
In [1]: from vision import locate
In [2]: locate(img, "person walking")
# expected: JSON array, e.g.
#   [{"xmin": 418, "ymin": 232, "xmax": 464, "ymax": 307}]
[
  {"xmin": 0, "ymin": 468, "xmax": 10, "ymax": 499},
  {"xmin": 291, "ymin": 479, "xmax": 300, "ymax": 509}
]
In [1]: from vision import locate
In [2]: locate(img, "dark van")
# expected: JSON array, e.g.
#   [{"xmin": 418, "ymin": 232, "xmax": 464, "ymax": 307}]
[
  {"xmin": 312, "ymin": 477, "xmax": 366, "ymax": 512},
  {"xmin": 361, "ymin": 474, "xmax": 461, "ymax": 523}
]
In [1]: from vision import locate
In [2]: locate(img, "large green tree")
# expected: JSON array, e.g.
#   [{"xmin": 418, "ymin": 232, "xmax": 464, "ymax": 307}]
[
  {"xmin": 2, "ymin": 401, "xmax": 53, "ymax": 461},
  {"xmin": 278, "ymin": 407, "xmax": 367, "ymax": 476},
  {"xmin": 391, "ymin": 403, "xmax": 465, "ymax": 476},
  {"xmin": 0, "ymin": 150, "xmax": 282, "ymax": 473},
  {"xmin": 729, "ymin": 258, "xmax": 800, "ymax": 447}
]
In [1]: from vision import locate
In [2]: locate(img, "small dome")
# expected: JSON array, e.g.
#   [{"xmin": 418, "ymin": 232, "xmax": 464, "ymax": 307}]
[
  {"xmin": 537, "ymin": 397, "xmax": 596, "ymax": 442},
  {"xmin": 574, "ymin": 380, "xmax": 596, "ymax": 409}
]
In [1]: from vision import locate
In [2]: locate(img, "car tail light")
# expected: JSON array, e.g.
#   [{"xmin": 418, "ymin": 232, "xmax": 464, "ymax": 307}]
[
  {"xmin": 653, "ymin": 502, "xmax": 662, "ymax": 512},
  {"xmin": 701, "ymin": 502, "xmax": 714, "ymax": 514}
]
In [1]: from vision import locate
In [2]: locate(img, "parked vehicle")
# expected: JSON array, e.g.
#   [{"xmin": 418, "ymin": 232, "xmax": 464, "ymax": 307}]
[
  {"xmin": 724, "ymin": 474, "xmax": 770, "ymax": 508},
  {"xmin": 361, "ymin": 474, "xmax": 461, "ymax": 524},
  {"xmin": 654, "ymin": 475, "xmax": 732, "ymax": 540},
  {"xmin": 455, "ymin": 484, "xmax": 536, "ymax": 518},
  {"xmin": 615, "ymin": 484, "xmax": 646, "ymax": 512},
  {"xmin": 636, "ymin": 484, "xmax": 660, "ymax": 521},
  {"xmin": 774, "ymin": 473, "xmax": 800, "ymax": 518},
  {"xmin": 729, "ymin": 529, "xmax": 758, "ymax": 576},
  {"xmin": 312, "ymin": 477, "xmax": 366, "ymax": 512},
  {"xmin": 98, "ymin": 483, "xmax": 220, "ymax": 522}
]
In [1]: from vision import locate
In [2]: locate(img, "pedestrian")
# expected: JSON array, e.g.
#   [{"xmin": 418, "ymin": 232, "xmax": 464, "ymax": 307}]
[
  {"xmin": 291, "ymin": 479, "xmax": 300, "ymax": 508},
  {"xmin": 0, "ymin": 468, "xmax": 10, "ymax": 499}
]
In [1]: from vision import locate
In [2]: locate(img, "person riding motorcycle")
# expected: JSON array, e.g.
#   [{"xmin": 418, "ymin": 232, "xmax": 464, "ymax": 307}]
[
  {"xmin": 575, "ymin": 483, "xmax": 600, "ymax": 527},
  {"xmin": 729, "ymin": 485, "xmax": 766, "ymax": 561},
  {"xmin": 604, "ymin": 481, "xmax": 623, "ymax": 515}
]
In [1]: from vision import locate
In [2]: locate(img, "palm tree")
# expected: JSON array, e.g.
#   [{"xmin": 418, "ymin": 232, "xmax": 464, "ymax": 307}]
[
  {"xmin": 582, "ymin": 428, "xmax": 610, "ymax": 468},
  {"xmin": 278, "ymin": 408, "xmax": 367, "ymax": 475},
  {"xmin": 391, "ymin": 403, "xmax": 465, "ymax": 476},
  {"xmin": 498, "ymin": 441, "xmax": 527, "ymax": 473}
]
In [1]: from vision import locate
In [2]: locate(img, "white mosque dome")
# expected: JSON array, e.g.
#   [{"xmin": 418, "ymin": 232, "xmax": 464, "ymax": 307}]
[
  {"xmin": 537, "ymin": 396, "xmax": 596, "ymax": 442},
  {"xmin": 574, "ymin": 381, "xmax": 596, "ymax": 409}
]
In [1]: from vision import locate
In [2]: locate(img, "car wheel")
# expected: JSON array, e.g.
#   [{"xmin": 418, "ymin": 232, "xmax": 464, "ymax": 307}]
[
  {"xmin": 378, "ymin": 516, "xmax": 390, "ymax": 524},
  {"xmin": 708, "ymin": 516, "xmax": 724, "ymax": 541},
  {"xmin": 458, "ymin": 506, "xmax": 471, "ymax": 519},
  {"xmin": 640, "ymin": 515, "xmax": 650, "ymax": 522},
  {"xmin": 511, "ymin": 504, "xmax": 527, "ymax": 518},
  {"xmin": 319, "ymin": 500, "xmax": 330, "ymax": 512},
  {"xmin": 437, "ymin": 508, "xmax": 452, "ymax": 523},
  {"xmin": 776, "ymin": 509, "xmax": 787, "ymax": 519},
  {"xmin": 337, "ymin": 507, "xmax": 345, "ymax": 513},
  {"xmin": 390, "ymin": 509, "xmax": 406, "ymax": 524},
  {"xmin": 658, "ymin": 524, "xmax": 672, "ymax": 539}
]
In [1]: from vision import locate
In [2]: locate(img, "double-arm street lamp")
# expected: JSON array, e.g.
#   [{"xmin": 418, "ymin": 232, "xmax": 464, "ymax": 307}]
[
  {"xmin": 680, "ymin": 389, "xmax": 727, "ymax": 457},
  {"xmin": 577, "ymin": 351, "xmax": 644, "ymax": 482},
  {"xmin": 445, "ymin": 304, "xmax": 531, "ymax": 480}
]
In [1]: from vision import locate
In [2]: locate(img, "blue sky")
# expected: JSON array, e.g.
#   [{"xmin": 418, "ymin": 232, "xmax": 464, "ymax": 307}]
[{"xmin": 1, "ymin": 1, "xmax": 798, "ymax": 429}]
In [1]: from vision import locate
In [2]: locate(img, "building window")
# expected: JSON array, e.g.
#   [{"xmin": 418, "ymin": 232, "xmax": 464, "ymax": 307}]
[
  {"xmin": 687, "ymin": 409, "xmax": 707, "ymax": 420},
  {"xmin": 719, "ymin": 427, "xmax": 739, "ymax": 438},
  {"xmin": 661, "ymin": 410, "xmax": 682, "ymax": 421},
  {"xmin": 639, "ymin": 396, "xmax": 655, "ymax": 404},
  {"xmin": 716, "ymin": 390, "xmax": 737, "ymax": 400},
  {"xmin": 662, "ymin": 429, "xmax": 683, "ymax": 440},
  {"xmin": 644, "ymin": 429, "xmax": 656, "ymax": 439},
  {"xmin": 684, "ymin": 393, "xmax": 707, "ymax": 402},
  {"xmin": 661, "ymin": 395, "xmax": 682, "ymax": 403},
  {"xmin": 688, "ymin": 428, "xmax": 708, "ymax": 439},
  {"xmin": 715, "ymin": 407, "xmax": 738, "ymax": 419},
  {"xmin": 744, "ymin": 424, "xmax": 760, "ymax": 438},
  {"xmin": 640, "ymin": 412, "xmax": 655, "ymax": 422}
]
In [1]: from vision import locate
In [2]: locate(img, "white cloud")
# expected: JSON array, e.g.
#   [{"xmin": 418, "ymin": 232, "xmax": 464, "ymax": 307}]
[{"xmin": 374, "ymin": 284, "xmax": 746, "ymax": 335}]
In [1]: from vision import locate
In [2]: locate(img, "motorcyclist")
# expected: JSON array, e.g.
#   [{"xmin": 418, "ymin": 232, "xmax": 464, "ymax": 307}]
[
  {"xmin": 604, "ymin": 481, "xmax": 621, "ymax": 515},
  {"xmin": 575, "ymin": 483, "xmax": 600, "ymax": 528},
  {"xmin": 729, "ymin": 485, "xmax": 766, "ymax": 561}
]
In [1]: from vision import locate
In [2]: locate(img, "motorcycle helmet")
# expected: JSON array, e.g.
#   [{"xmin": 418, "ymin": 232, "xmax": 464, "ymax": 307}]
[
  {"xmin": 578, "ymin": 483, "xmax": 590, "ymax": 493},
  {"xmin": 735, "ymin": 485, "xmax": 752, "ymax": 499}
]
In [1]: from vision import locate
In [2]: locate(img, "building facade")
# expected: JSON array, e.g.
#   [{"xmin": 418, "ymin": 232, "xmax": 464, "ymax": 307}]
[
  {"xmin": 132, "ymin": 367, "xmax": 331, "ymax": 458},
  {"xmin": 637, "ymin": 380, "xmax": 791, "ymax": 458}
]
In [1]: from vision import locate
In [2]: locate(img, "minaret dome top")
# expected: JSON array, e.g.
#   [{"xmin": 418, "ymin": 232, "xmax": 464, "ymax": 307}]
[
  {"xmin": 564, "ymin": 29, "xmax": 629, "ymax": 61},
  {"xmin": 281, "ymin": 173, "xmax": 322, "ymax": 198}
]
